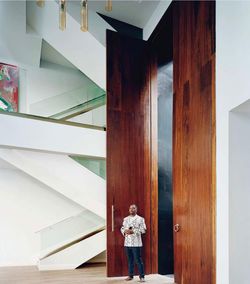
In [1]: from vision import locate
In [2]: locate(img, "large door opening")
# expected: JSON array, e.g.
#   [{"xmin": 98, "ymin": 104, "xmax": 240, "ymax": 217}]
[
  {"xmin": 149, "ymin": 3, "xmax": 174, "ymax": 276},
  {"xmin": 157, "ymin": 61, "xmax": 173, "ymax": 275}
]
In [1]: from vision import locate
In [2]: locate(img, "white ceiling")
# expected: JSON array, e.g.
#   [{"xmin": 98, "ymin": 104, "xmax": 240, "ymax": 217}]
[{"xmin": 70, "ymin": 0, "xmax": 160, "ymax": 28}]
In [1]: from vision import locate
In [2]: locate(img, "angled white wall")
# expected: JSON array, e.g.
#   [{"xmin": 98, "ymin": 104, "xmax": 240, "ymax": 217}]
[
  {"xmin": 27, "ymin": 0, "xmax": 106, "ymax": 89},
  {"xmin": 27, "ymin": 61, "xmax": 99, "ymax": 108},
  {"xmin": 0, "ymin": 167, "xmax": 82, "ymax": 266},
  {"xmin": 216, "ymin": 2, "xmax": 250, "ymax": 283},
  {"xmin": 28, "ymin": 61, "xmax": 105, "ymax": 118}
]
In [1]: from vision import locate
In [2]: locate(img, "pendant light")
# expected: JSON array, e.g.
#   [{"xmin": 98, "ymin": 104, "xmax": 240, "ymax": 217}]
[
  {"xmin": 36, "ymin": 0, "xmax": 45, "ymax": 8},
  {"xmin": 36, "ymin": 0, "xmax": 113, "ymax": 31},
  {"xmin": 59, "ymin": 0, "xmax": 66, "ymax": 31},
  {"xmin": 105, "ymin": 0, "xmax": 112, "ymax": 12},
  {"xmin": 80, "ymin": 0, "xmax": 88, "ymax": 32}
]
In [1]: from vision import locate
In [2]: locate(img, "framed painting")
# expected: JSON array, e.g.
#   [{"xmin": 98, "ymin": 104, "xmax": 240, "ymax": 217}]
[{"xmin": 0, "ymin": 63, "xmax": 19, "ymax": 112}]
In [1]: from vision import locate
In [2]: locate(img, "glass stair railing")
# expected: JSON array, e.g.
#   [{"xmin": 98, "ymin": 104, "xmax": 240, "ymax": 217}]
[
  {"xmin": 70, "ymin": 156, "xmax": 106, "ymax": 180},
  {"xmin": 0, "ymin": 55, "xmax": 106, "ymax": 127},
  {"xmin": 50, "ymin": 94, "xmax": 105, "ymax": 120},
  {"xmin": 29, "ymin": 78, "xmax": 106, "ymax": 120},
  {"xmin": 36, "ymin": 209, "xmax": 105, "ymax": 259}
]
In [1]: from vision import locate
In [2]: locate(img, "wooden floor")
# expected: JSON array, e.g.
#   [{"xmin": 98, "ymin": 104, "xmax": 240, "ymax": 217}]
[{"xmin": 0, "ymin": 264, "xmax": 175, "ymax": 284}]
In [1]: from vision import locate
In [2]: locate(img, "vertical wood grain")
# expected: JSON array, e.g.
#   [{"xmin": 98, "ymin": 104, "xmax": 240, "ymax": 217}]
[
  {"xmin": 173, "ymin": 1, "xmax": 216, "ymax": 284},
  {"xmin": 106, "ymin": 30, "xmax": 158, "ymax": 277}
]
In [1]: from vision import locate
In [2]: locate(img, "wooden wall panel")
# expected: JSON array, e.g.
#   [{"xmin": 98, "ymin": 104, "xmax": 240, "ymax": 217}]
[
  {"xmin": 106, "ymin": 30, "xmax": 158, "ymax": 277},
  {"xmin": 173, "ymin": 1, "xmax": 216, "ymax": 284}
]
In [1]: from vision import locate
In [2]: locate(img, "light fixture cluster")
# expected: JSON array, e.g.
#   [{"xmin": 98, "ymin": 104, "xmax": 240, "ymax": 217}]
[{"xmin": 36, "ymin": 0, "xmax": 112, "ymax": 32}]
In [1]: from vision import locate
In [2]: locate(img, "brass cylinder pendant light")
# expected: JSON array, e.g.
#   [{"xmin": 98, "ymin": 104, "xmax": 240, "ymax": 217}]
[
  {"xmin": 36, "ymin": 0, "xmax": 45, "ymax": 8},
  {"xmin": 59, "ymin": 0, "xmax": 66, "ymax": 31},
  {"xmin": 80, "ymin": 0, "xmax": 88, "ymax": 32},
  {"xmin": 35, "ymin": 0, "xmax": 113, "ymax": 32},
  {"xmin": 105, "ymin": 0, "xmax": 112, "ymax": 12}
]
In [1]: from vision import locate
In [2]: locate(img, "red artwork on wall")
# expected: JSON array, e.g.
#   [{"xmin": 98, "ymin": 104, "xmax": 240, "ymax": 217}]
[{"xmin": 0, "ymin": 63, "xmax": 19, "ymax": 112}]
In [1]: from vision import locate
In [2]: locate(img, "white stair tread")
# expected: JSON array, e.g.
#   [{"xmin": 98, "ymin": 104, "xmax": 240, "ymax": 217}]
[{"xmin": 38, "ymin": 230, "xmax": 106, "ymax": 271}]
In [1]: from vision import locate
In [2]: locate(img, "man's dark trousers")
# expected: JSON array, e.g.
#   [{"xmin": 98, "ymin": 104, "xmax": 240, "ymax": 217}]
[{"xmin": 125, "ymin": 246, "xmax": 145, "ymax": 278}]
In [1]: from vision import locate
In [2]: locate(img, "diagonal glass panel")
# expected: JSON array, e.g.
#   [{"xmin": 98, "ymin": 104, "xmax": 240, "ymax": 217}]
[
  {"xmin": 36, "ymin": 209, "xmax": 105, "ymax": 259},
  {"xmin": 70, "ymin": 155, "xmax": 106, "ymax": 180},
  {"xmin": 29, "ymin": 80, "xmax": 105, "ymax": 119},
  {"xmin": 50, "ymin": 94, "xmax": 106, "ymax": 120}
]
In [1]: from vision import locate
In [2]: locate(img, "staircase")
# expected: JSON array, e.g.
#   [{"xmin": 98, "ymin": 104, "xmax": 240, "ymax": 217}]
[
  {"xmin": 0, "ymin": 112, "xmax": 106, "ymax": 270},
  {"xmin": 36, "ymin": 210, "xmax": 106, "ymax": 270},
  {"xmin": 38, "ymin": 230, "xmax": 106, "ymax": 271},
  {"xmin": 0, "ymin": 0, "xmax": 109, "ymax": 271},
  {"xmin": 25, "ymin": 0, "xmax": 108, "ymax": 124},
  {"xmin": 28, "ymin": 83, "xmax": 106, "ymax": 123},
  {"xmin": 0, "ymin": 148, "xmax": 106, "ymax": 218}
]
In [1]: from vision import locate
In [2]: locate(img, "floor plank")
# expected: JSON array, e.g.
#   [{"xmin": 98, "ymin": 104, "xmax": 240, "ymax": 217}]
[{"xmin": 0, "ymin": 264, "xmax": 175, "ymax": 284}]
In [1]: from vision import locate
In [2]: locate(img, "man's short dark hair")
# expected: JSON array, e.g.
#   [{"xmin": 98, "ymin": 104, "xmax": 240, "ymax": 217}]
[{"xmin": 130, "ymin": 204, "xmax": 138, "ymax": 209}]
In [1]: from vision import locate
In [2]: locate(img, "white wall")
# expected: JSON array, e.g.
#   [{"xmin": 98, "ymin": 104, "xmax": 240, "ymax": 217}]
[
  {"xmin": 229, "ymin": 110, "xmax": 250, "ymax": 284},
  {"xmin": 0, "ymin": 167, "xmax": 82, "ymax": 266},
  {"xmin": 0, "ymin": 0, "xmax": 32, "ymax": 114},
  {"xmin": 0, "ymin": 1, "xmax": 41, "ymax": 68},
  {"xmin": 216, "ymin": 2, "xmax": 250, "ymax": 283}
]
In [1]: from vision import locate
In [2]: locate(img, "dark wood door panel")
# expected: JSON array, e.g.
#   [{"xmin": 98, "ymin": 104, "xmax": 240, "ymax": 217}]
[
  {"xmin": 173, "ymin": 1, "xmax": 216, "ymax": 284},
  {"xmin": 106, "ymin": 30, "xmax": 158, "ymax": 277}
]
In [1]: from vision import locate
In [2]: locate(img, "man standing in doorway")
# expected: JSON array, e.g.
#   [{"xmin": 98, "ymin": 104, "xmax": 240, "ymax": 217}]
[{"xmin": 121, "ymin": 204, "xmax": 146, "ymax": 282}]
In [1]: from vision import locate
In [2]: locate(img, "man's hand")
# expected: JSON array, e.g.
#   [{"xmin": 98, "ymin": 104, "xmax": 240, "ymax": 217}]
[{"xmin": 124, "ymin": 229, "xmax": 134, "ymax": 235}]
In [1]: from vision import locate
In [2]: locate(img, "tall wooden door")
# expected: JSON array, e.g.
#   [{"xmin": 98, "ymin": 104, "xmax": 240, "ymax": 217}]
[
  {"xmin": 106, "ymin": 30, "xmax": 158, "ymax": 277},
  {"xmin": 173, "ymin": 1, "xmax": 216, "ymax": 284}
]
